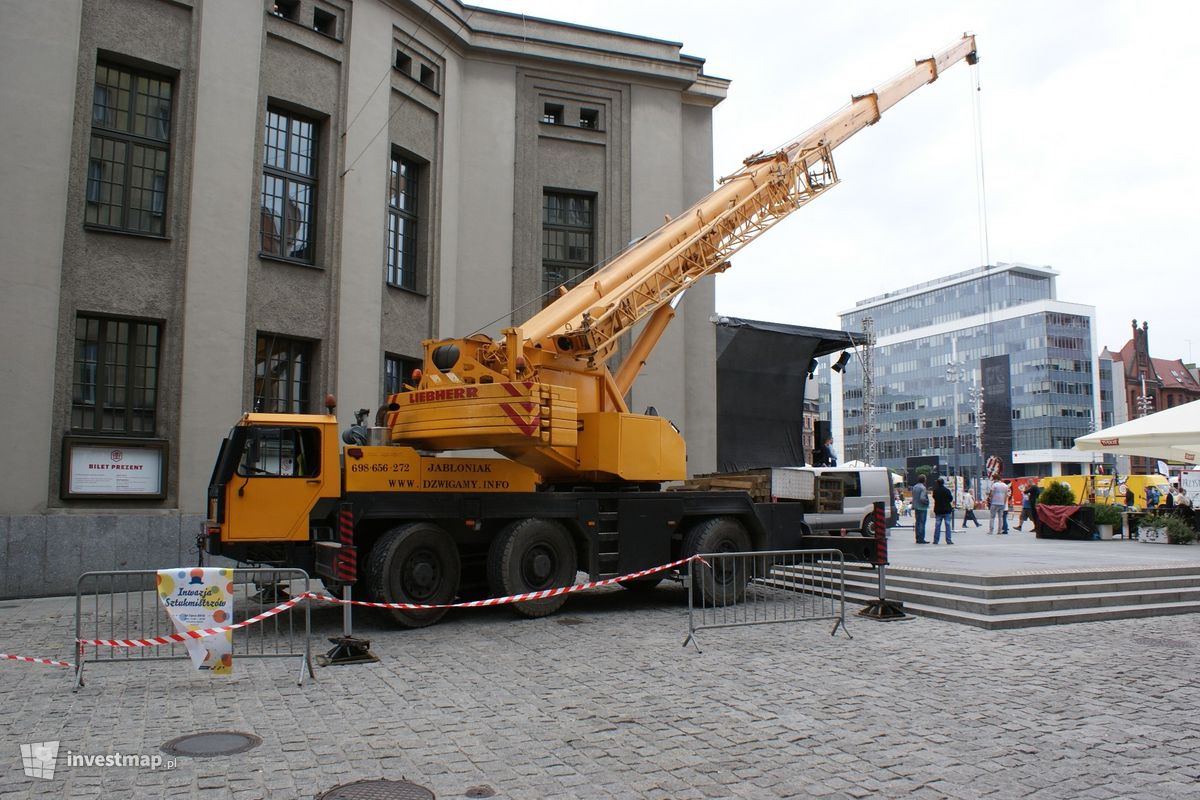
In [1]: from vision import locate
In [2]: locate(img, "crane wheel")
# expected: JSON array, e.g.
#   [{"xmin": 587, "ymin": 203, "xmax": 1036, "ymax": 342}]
[
  {"xmin": 682, "ymin": 516, "xmax": 752, "ymax": 606},
  {"xmin": 487, "ymin": 518, "xmax": 577, "ymax": 618},
  {"xmin": 367, "ymin": 522, "xmax": 461, "ymax": 628}
]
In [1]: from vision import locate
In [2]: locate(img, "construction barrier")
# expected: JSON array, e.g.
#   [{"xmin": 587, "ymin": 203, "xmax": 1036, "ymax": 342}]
[
  {"xmin": 682, "ymin": 549, "xmax": 851, "ymax": 652},
  {"xmin": 0, "ymin": 554, "xmax": 760, "ymax": 678},
  {"xmin": 73, "ymin": 568, "xmax": 314, "ymax": 691}
]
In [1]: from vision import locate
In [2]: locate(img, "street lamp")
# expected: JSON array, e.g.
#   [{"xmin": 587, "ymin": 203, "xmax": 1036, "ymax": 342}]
[
  {"xmin": 1137, "ymin": 373, "xmax": 1154, "ymax": 418},
  {"xmin": 968, "ymin": 384, "xmax": 985, "ymax": 496},
  {"xmin": 945, "ymin": 358, "xmax": 971, "ymax": 493}
]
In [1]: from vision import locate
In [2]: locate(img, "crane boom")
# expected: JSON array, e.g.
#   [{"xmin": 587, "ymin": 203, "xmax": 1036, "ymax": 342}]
[
  {"xmin": 387, "ymin": 35, "xmax": 978, "ymax": 483},
  {"xmin": 519, "ymin": 34, "xmax": 978, "ymax": 369}
]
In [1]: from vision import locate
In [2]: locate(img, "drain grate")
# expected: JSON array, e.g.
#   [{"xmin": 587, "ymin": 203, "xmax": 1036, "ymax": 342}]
[
  {"xmin": 465, "ymin": 786, "xmax": 496, "ymax": 798},
  {"xmin": 316, "ymin": 779, "xmax": 436, "ymax": 800},
  {"xmin": 161, "ymin": 731, "xmax": 262, "ymax": 758}
]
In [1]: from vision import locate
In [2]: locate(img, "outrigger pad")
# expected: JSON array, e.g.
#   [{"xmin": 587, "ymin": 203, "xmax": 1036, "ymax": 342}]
[
  {"xmin": 316, "ymin": 636, "xmax": 379, "ymax": 667},
  {"xmin": 857, "ymin": 599, "xmax": 910, "ymax": 621}
]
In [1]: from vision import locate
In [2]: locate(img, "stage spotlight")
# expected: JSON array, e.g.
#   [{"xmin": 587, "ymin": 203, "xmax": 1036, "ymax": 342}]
[
  {"xmin": 831, "ymin": 351, "xmax": 852, "ymax": 372},
  {"xmin": 807, "ymin": 358, "xmax": 819, "ymax": 378}
]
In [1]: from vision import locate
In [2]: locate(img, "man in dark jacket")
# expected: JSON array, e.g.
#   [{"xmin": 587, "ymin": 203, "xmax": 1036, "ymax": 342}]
[
  {"xmin": 932, "ymin": 477, "xmax": 955, "ymax": 544},
  {"xmin": 813, "ymin": 436, "xmax": 837, "ymax": 467}
]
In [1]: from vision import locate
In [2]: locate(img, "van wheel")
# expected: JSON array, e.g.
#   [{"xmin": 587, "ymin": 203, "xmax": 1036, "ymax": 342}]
[
  {"xmin": 487, "ymin": 518, "xmax": 577, "ymax": 618},
  {"xmin": 683, "ymin": 516, "xmax": 752, "ymax": 606},
  {"xmin": 860, "ymin": 515, "xmax": 877, "ymax": 536},
  {"xmin": 367, "ymin": 523, "xmax": 461, "ymax": 628}
]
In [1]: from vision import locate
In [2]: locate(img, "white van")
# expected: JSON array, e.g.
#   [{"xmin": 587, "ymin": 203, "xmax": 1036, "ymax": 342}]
[{"xmin": 800, "ymin": 467, "xmax": 894, "ymax": 535}]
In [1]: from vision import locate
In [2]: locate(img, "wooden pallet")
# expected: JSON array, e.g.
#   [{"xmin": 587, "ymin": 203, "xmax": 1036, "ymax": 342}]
[
  {"xmin": 676, "ymin": 469, "xmax": 773, "ymax": 502},
  {"xmin": 815, "ymin": 476, "xmax": 844, "ymax": 512}
]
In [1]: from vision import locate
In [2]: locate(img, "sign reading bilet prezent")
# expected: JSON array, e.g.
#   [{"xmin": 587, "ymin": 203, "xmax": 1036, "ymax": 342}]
[
  {"xmin": 68, "ymin": 445, "xmax": 162, "ymax": 495},
  {"xmin": 156, "ymin": 568, "xmax": 234, "ymax": 674}
]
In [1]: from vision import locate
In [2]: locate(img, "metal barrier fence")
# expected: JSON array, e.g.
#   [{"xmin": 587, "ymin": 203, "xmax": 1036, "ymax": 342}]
[
  {"xmin": 683, "ymin": 549, "xmax": 850, "ymax": 652},
  {"xmin": 74, "ymin": 568, "xmax": 314, "ymax": 690}
]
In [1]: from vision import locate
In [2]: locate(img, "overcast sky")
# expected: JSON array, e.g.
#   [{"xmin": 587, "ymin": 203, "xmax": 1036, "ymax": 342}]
[{"xmin": 479, "ymin": 0, "xmax": 1199, "ymax": 360}]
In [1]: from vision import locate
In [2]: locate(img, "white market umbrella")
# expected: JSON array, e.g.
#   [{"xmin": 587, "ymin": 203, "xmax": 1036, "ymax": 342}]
[{"xmin": 1074, "ymin": 399, "xmax": 1200, "ymax": 465}]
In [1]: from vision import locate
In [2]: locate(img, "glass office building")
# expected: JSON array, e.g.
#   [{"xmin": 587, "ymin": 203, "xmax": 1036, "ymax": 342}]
[{"xmin": 832, "ymin": 263, "xmax": 1101, "ymax": 479}]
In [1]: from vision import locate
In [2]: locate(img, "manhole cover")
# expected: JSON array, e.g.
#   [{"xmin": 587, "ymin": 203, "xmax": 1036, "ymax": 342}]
[
  {"xmin": 316, "ymin": 780, "xmax": 435, "ymax": 800},
  {"xmin": 465, "ymin": 787, "xmax": 496, "ymax": 798},
  {"xmin": 555, "ymin": 617, "xmax": 590, "ymax": 626},
  {"xmin": 161, "ymin": 731, "xmax": 261, "ymax": 758}
]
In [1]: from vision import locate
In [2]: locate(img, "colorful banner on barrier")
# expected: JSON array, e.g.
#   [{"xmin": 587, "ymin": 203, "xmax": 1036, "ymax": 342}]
[{"xmin": 156, "ymin": 568, "xmax": 234, "ymax": 674}]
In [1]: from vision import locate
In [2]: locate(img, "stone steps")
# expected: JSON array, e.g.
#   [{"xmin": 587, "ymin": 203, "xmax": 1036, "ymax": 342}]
[{"xmin": 770, "ymin": 562, "xmax": 1200, "ymax": 629}]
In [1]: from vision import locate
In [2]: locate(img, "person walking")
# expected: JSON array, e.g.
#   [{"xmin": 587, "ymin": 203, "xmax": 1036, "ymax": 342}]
[
  {"xmin": 911, "ymin": 475, "xmax": 930, "ymax": 544},
  {"xmin": 988, "ymin": 479, "xmax": 1010, "ymax": 535},
  {"xmin": 1015, "ymin": 487, "xmax": 1033, "ymax": 531},
  {"xmin": 960, "ymin": 488, "xmax": 982, "ymax": 527},
  {"xmin": 932, "ymin": 477, "xmax": 955, "ymax": 544}
]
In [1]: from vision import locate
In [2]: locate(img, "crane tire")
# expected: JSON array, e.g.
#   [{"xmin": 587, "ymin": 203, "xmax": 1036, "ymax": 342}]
[
  {"xmin": 682, "ymin": 516, "xmax": 752, "ymax": 606},
  {"xmin": 367, "ymin": 522, "xmax": 460, "ymax": 628},
  {"xmin": 487, "ymin": 518, "xmax": 577, "ymax": 618}
]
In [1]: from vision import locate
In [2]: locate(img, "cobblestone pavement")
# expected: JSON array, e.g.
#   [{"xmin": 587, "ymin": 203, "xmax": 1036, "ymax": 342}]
[{"xmin": 2, "ymin": 583, "xmax": 1199, "ymax": 799}]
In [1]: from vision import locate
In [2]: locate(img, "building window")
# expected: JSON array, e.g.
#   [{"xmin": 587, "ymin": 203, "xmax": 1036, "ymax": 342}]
[
  {"xmin": 313, "ymin": 7, "xmax": 337, "ymax": 37},
  {"xmin": 72, "ymin": 315, "xmax": 160, "ymax": 435},
  {"xmin": 270, "ymin": 0, "xmax": 299, "ymax": 21},
  {"xmin": 542, "ymin": 191, "xmax": 595, "ymax": 300},
  {"xmin": 86, "ymin": 63, "xmax": 172, "ymax": 236},
  {"xmin": 542, "ymin": 103, "xmax": 563, "ymax": 125},
  {"xmin": 579, "ymin": 108, "xmax": 600, "ymax": 129},
  {"xmin": 418, "ymin": 64, "xmax": 437, "ymax": 91},
  {"xmin": 384, "ymin": 353, "xmax": 422, "ymax": 396},
  {"xmin": 386, "ymin": 155, "xmax": 419, "ymax": 290},
  {"xmin": 254, "ymin": 334, "xmax": 312, "ymax": 413},
  {"xmin": 394, "ymin": 50, "xmax": 412, "ymax": 76},
  {"xmin": 261, "ymin": 108, "xmax": 317, "ymax": 263}
]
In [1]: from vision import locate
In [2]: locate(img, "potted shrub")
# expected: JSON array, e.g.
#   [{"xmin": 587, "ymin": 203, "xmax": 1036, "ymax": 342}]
[
  {"xmin": 1038, "ymin": 481, "xmax": 1077, "ymax": 506},
  {"xmin": 1034, "ymin": 481, "xmax": 1086, "ymax": 539},
  {"xmin": 1164, "ymin": 515, "xmax": 1197, "ymax": 545},
  {"xmin": 1091, "ymin": 503, "xmax": 1122, "ymax": 540},
  {"xmin": 1139, "ymin": 515, "xmax": 1169, "ymax": 543}
]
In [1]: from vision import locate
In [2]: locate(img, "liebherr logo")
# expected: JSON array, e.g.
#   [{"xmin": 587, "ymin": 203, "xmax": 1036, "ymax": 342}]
[{"xmin": 407, "ymin": 387, "xmax": 479, "ymax": 404}]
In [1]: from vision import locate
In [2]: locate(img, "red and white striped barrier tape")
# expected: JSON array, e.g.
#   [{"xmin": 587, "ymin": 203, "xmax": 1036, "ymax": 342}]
[
  {"xmin": 1, "ymin": 653, "xmax": 74, "ymax": 669},
  {"xmin": 69, "ymin": 554, "xmax": 709, "ymax": 650},
  {"xmin": 76, "ymin": 595, "xmax": 307, "ymax": 649},
  {"xmin": 310, "ymin": 553, "xmax": 708, "ymax": 610}
]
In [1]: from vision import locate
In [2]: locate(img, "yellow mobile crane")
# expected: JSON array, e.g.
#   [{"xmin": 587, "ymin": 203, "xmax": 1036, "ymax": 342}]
[{"xmin": 205, "ymin": 35, "xmax": 978, "ymax": 626}]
